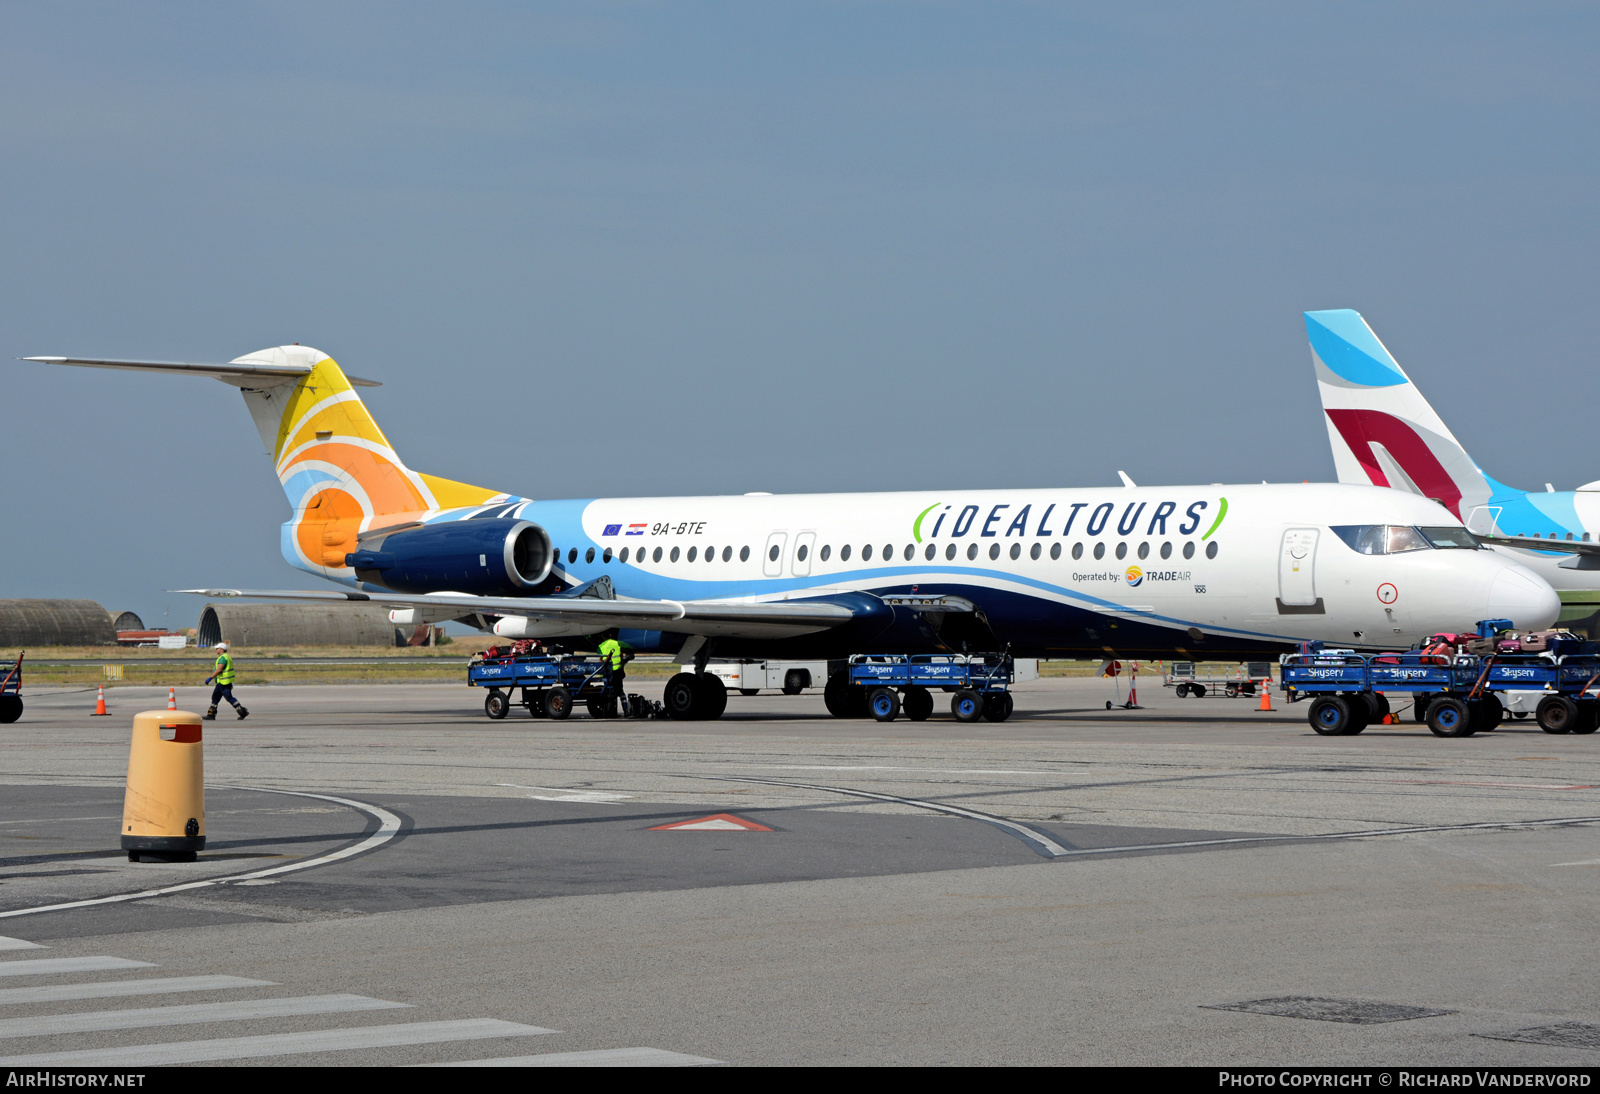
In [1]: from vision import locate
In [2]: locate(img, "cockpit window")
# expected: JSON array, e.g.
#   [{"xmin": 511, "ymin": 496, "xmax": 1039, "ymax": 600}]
[
  {"xmin": 1419, "ymin": 526, "xmax": 1480, "ymax": 549},
  {"xmin": 1330, "ymin": 524, "xmax": 1446, "ymax": 555},
  {"xmin": 1331, "ymin": 525, "xmax": 1388, "ymax": 555},
  {"xmin": 1386, "ymin": 526, "xmax": 1431, "ymax": 553}
]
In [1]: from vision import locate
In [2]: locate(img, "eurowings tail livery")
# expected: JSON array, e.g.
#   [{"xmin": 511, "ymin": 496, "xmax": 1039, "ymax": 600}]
[
  {"xmin": 1305, "ymin": 309, "xmax": 1600, "ymax": 632},
  {"xmin": 23, "ymin": 346, "xmax": 1557, "ymax": 707}
]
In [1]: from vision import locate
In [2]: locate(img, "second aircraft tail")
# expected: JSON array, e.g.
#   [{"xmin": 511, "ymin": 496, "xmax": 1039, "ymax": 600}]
[{"xmin": 1305, "ymin": 309, "xmax": 1493, "ymax": 526}]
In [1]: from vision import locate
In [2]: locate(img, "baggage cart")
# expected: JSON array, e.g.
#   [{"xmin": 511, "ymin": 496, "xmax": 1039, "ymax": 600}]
[
  {"xmin": 0, "ymin": 652, "xmax": 21, "ymax": 724},
  {"xmin": 1163, "ymin": 661, "xmax": 1274, "ymax": 698},
  {"xmin": 467, "ymin": 652, "xmax": 658, "ymax": 720},
  {"xmin": 845, "ymin": 653, "xmax": 1014, "ymax": 723}
]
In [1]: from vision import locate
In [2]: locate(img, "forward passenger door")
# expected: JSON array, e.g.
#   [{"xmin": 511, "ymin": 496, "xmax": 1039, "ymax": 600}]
[{"xmin": 763, "ymin": 531, "xmax": 788, "ymax": 577}]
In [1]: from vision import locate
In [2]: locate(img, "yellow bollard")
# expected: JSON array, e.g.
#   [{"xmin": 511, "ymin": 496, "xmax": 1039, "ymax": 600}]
[{"xmin": 121, "ymin": 710, "xmax": 205, "ymax": 863}]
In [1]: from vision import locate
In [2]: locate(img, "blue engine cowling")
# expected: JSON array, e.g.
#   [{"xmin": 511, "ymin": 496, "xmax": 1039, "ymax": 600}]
[{"xmin": 346, "ymin": 519, "xmax": 553, "ymax": 596}]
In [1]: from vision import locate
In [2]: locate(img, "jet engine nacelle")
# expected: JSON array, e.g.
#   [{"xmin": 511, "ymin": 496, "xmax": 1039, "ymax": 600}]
[{"xmin": 347, "ymin": 519, "xmax": 553, "ymax": 596}]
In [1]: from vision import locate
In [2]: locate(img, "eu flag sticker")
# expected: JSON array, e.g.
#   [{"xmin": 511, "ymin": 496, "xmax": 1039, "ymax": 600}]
[{"xmin": 602, "ymin": 524, "xmax": 622, "ymax": 536}]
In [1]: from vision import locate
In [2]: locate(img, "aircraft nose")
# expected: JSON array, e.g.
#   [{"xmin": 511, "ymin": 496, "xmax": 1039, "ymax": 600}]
[{"xmin": 1486, "ymin": 564, "xmax": 1560, "ymax": 631}]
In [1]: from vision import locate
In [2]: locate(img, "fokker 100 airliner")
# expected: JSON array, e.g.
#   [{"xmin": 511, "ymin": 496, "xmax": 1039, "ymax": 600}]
[{"xmin": 23, "ymin": 346, "xmax": 1559, "ymax": 719}]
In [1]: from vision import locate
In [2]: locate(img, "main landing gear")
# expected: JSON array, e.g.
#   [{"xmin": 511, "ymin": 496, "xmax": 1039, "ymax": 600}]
[{"xmin": 663, "ymin": 672, "xmax": 728, "ymax": 721}]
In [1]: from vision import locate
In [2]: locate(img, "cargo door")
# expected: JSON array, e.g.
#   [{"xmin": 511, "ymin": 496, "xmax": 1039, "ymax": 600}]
[
  {"xmin": 762, "ymin": 531, "xmax": 788, "ymax": 577},
  {"xmin": 1277, "ymin": 528, "xmax": 1321, "ymax": 610},
  {"xmin": 792, "ymin": 531, "xmax": 816, "ymax": 576}
]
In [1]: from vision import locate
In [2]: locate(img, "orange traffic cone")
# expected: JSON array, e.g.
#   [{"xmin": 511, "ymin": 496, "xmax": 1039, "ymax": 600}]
[
  {"xmin": 1257, "ymin": 680, "xmax": 1273, "ymax": 711},
  {"xmin": 167, "ymin": 687, "xmax": 177, "ymax": 711},
  {"xmin": 91, "ymin": 685, "xmax": 108, "ymax": 716},
  {"xmin": 1123, "ymin": 664, "xmax": 1141, "ymax": 709}
]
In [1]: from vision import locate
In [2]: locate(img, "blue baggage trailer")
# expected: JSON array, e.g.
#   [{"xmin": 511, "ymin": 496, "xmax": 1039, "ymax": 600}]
[
  {"xmin": 0, "ymin": 652, "xmax": 21, "ymax": 724},
  {"xmin": 468, "ymin": 653, "xmax": 655, "ymax": 720},
  {"xmin": 1281, "ymin": 621, "xmax": 1600, "ymax": 738},
  {"xmin": 847, "ymin": 653, "xmax": 1015, "ymax": 723}
]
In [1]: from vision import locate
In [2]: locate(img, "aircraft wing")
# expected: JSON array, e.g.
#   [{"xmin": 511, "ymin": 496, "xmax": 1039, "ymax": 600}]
[
  {"xmin": 1478, "ymin": 534, "xmax": 1600, "ymax": 557},
  {"xmin": 20, "ymin": 356, "xmax": 382, "ymax": 388},
  {"xmin": 179, "ymin": 588, "xmax": 857, "ymax": 639}
]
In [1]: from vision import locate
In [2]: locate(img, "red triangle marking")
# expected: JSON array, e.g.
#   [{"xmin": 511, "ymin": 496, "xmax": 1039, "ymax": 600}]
[{"xmin": 649, "ymin": 813, "xmax": 774, "ymax": 832}]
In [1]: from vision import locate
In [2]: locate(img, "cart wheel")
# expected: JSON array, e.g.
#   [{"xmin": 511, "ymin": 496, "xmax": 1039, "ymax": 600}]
[
  {"xmin": 484, "ymin": 690, "xmax": 509, "ymax": 720},
  {"xmin": 1361, "ymin": 693, "xmax": 1390, "ymax": 723},
  {"xmin": 1427, "ymin": 697, "xmax": 1473, "ymax": 737},
  {"xmin": 1574, "ymin": 700, "xmax": 1599, "ymax": 734},
  {"xmin": 951, "ymin": 690, "xmax": 983, "ymax": 723},
  {"xmin": 586, "ymin": 698, "xmax": 610, "ymax": 719},
  {"xmin": 1225, "ymin": 685, "xmax": 1238, "ymax": 698},
  {"xmin": 1537, "ymin": 695, "xmax": 1579, "ymax": 734},
  {"xmin": 545, "ymin": 685, "xmax": 573, "ymax": 720},
  {"xmin": 740, "ymin": 689, "xmax": 760, "ymax": 697},
  {"xmin": 1470, "ymin": 695, "xmax": 1502, "ymax": 732},
  {"xmin": 1512, "ymin": 710, "xmax": 1530, "ymax": 720},
  {"xmin": 1308, "ymin": 696, "xmax": 1351, "ymax": 736},
  {"xmin": 1175, "ymin": 683, "xmax": 1189, "ymax": 698},
  {"xmin": 0, "ymin": 696, "xmax": 21, "ymax": 724},
  {"xmin": 1412, "ymin": 694, "xmax": 1432, "ymax": 723},
  {"xmin": 981, "ymin": 692, "xmax": 1013, "ymax": 722},
  {"xmin": 823, "ymin": 672, "xmax": 851, "ymax": 718},
  {"xmin": 903, "ymin": 686, "xmax": 934, "ymax": 722},
  {"xmin": 1191, "ymin": 684, "xmax": 1207, "ymax": 698},
  {"xmin": 664, "ymin": 673, "xmax": 699, "ymax": 720},
  {"xmin": 783, "ymin": 669, "xmax": 808, "ymax": 695},
  {"xmin": 869, "ymin": 687, "xmax": 900, "ymax": 722},
  {"xmin": 527, "ymin": 691, "xmax": 547, "ymax": 718}
]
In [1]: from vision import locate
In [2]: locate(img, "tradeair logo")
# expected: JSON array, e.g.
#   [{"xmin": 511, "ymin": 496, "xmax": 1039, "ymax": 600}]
[
  {"xmin": 1125, "ymin": 566, "xmax": 1143, "ymax": 586},
  {"xmin": 911, "ymin": 496, "xmax": 1229, "ymax": 542}
]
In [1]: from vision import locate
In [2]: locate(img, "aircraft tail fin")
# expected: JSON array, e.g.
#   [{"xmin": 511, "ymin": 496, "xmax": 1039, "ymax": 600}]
[{"xmin": 1305, "ymin": 309, "xmax": 1492, "ymax": 524}]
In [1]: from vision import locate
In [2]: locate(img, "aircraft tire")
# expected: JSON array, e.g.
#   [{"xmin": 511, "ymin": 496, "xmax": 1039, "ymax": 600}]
[
  {"xmin": 1538, "ymin": 695, "xmax": 1579, "ymax": 734},
  {"xmin": 545, "ymin": 685, "xmax": 573, "ymax": 720},
  {"xmin": 1574, "ymin": 700, "xmax": 1599, "ymax": 734},
  {"xmin": 664, "ymin": 673, "xmax": 700, "ymax": 720},
  {"xmin": 869, "ymin": 687, "xmax": 900, "ymax": 722},
  {"xmin": 484, "ymin": 690, "xmax": 509, "ymax": 720},
  {"xmin": 1427, "ymin": 697, "xmax": 1473, "ymax": 737},
  {"xmin": 696, "ymin": 673, "xmax": 727, "ymax": 720},
  {"xmin": 903, "ymin": 686, "xmax": 934, "ymax": 722},
  {"xmin": 823, "ymin": 672, "xmax": 851, "ymax": 718}
]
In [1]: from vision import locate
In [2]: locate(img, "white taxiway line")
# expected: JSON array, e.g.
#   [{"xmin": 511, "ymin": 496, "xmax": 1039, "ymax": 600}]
[
  {"xmin": 697, "ymin": 775, "xmax": 1073, "ymax": 858},
  {"xmin": 0, "ymin": 993, "xmax": 408, "ymax": 1040},
  {"xmin": 0, "ymin": 938, "xmax": 41, "ymax": 952},
  {"xmin": 0, "ymin": 975, "xmax": 275, "ymax": 1007},
  {"xmin": 0, "ymin": 957, "xmax": 153, "ymax": 978},
  {"xmin": 418, "ymin": 1047, "xmax": 723, "ymax": 1066},
  {"xmin": 0, "ymin": 1018, "xmax": 556, "ymax": 1067},
  {"xmin": 0, "ymin": 787, "xmax": 402, "ymax": 922}
]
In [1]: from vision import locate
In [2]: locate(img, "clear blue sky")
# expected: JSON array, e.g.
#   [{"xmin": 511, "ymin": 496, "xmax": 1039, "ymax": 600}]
[{"xmin": 2, "ymin": 2, "xmax": 1596, "ymax": 627}]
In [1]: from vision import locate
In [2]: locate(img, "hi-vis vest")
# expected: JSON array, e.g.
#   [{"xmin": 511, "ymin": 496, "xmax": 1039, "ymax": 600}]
[
  {"xmin": 599, "ymin": 639, "xmax": 623, "ymax": 670},
  {"xmin": 214, "ymin": 653, "xmax": 235, "ymax": 686}
]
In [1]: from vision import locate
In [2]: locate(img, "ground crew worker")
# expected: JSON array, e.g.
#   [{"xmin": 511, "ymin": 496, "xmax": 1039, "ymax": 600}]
[
  {"xmin": 598, "ymin": 634, "xmax": 628, "ymax": 715},
  {"xmin": 204, "ymin": 641, "xmax": 249, "ymax": 721}
]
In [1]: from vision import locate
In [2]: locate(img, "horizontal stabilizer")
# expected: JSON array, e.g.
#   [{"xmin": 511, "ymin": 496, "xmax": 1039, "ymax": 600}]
[
  {"xmin": 178, "ymin": 588, "xmax": 857, "ymax": 640},
  {"xmin": 20, "ymin": 356, "xmax": 381, "ymax": 388}
]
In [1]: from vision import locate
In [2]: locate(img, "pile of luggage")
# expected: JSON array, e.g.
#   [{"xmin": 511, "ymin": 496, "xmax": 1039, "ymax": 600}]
[{"xmin": 1419, "ymin": 628, "xmax": 1588, "ymax": 658}]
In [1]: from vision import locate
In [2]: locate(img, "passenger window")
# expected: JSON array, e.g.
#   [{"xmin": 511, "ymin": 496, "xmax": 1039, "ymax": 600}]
[
  {"xmin": 1030, "ymin": 543, "xmax": 1041, "ymax": 560},
  {"xmin": 603, "ymin": 547, "xmax": 613, "ymax": 563},
  {"xmin": 706, "ymin": 547, "xmax": 715, "ymax": 562},
  {"xmin": 1206, "ymin": 541, "xmax": 1218, "ymax": 559},
  {"xmin": 568, "ymin": 548, "xmax": 578, "ymax": 564},
  {"xmin": 797, "ymin": 544, "xmax": 808, "ymax": 562},
  {"xmin": 841, "ymin": 544, "xmax": 852, "ymax": 562},
  {"xmin": 620, "ymin": 547, "xmax": 630, "ymax": 563},
  {"xmin": 946, "ymin": 544, "xmax": 957, "ymax": 560},
  {"xmin": 1093, "ymin": 543, "xmax": 1105, "ymax": 560},
  {"xmin": 670, "ymin": 546, "xmax": 680, "ymax": 562},
  {"xmin": 903, "ymin": 544, "xmax": 914, "ymax": 561},
  {"xmin": 967, "ymin": 543, "xmax": 978, "ymax": 560},
  {"xmin": 1182, "ymin": 541, "xmax": 1194, "ymax": 559},
  {"xmin": 1050, "ymin": 542, "xmax": 1061, "ymax": 560},
  {"xmin": 1137, "ymin": 542, "xmax": 1149, "ymax": 560},
  {"xmin": 585, "ymin": 547, "xmax": 595, "ymax": 564},
  {"xmin": 687, "ymin": 546, "xmax": 698, "ymax": 562},
  {"xmin": 883, "ymin": 544, "xmax": 893, "ymax": 561},
  {"xmin": 1115, "ymin": 543, "xmax": 1127, "ymax": 560},
  {"xmin": 1009, "ymin": 543, "xmax": 1021, "ymax": 560},
  {"xmin": 653, "ymin": 546, "xmax": 664, "ymax": 563},
  {"xmin": 1160, "ymin": 541, "xmax": 1172, "ymax": 559},
  {"xmin": 740, "ymin": 545, "xmax": 750, "ymax": 562},
  {"xmin": 1071, "ymin": 543, "xmax": 1083, "ymax": 560},
  {"xmin": 862, "ymin": 544, "xmax": 874, "ymax": 561},
  {"xmin": 925, "ymin": 544, "xmax": 935, "ymax": 561},
  {"xmin": 989, "ymin": 543, "xmax": 1000, "ymax": 560},
  {"xmin": 821, "ymin": 544, "xmax": 831, "ymax": 562},
  {"xmin": 768, "ymin": 544, "xmax": 779, "ymax": 562},
  {"xmin": 723, "ymin": 546, "xmax": 733, "ymax": 561}
]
